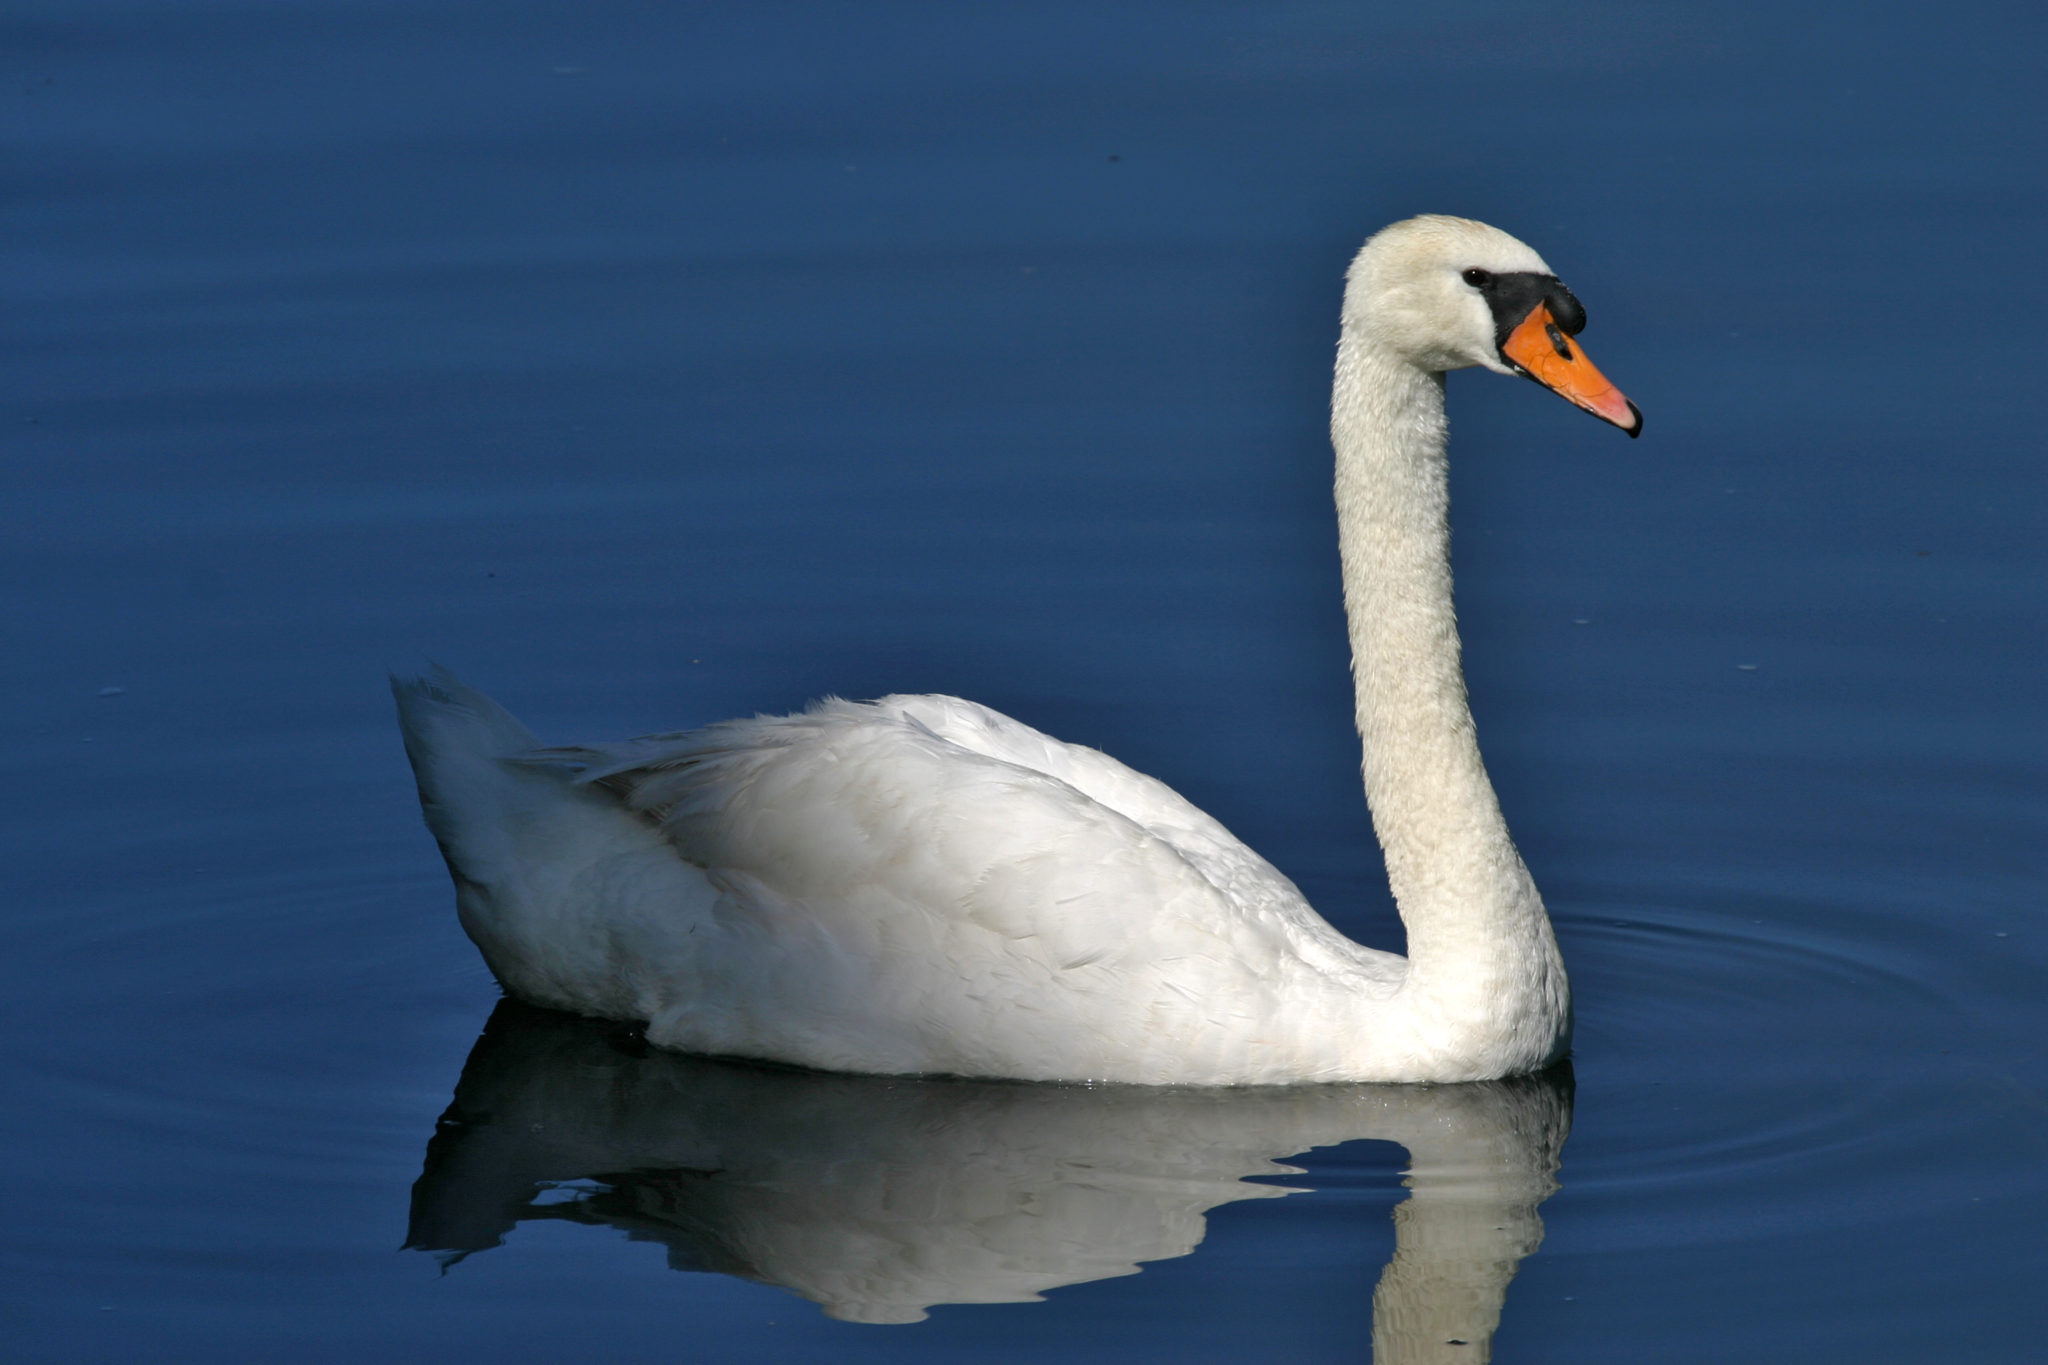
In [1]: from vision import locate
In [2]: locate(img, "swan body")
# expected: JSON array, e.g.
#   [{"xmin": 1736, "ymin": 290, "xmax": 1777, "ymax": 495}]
[{"xmin": 397, "ymin": 215, "xmax": 1640, "ymax": 1086}]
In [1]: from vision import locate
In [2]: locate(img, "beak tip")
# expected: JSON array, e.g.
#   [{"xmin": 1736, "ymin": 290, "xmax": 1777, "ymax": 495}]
[{"xmin": 1623, "ymin": 400, "xmax": 1643, "ymax": 438}]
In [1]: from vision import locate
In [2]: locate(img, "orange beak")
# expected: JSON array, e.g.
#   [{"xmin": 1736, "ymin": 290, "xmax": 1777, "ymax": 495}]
[{"xmin": 1501, "ymin": 303, "xmax": 1642, "ymax": 437}]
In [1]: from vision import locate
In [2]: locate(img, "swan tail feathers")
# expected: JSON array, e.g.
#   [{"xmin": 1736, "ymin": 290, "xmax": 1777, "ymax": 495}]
[
  {"xmin": 394, "ymin": 666, "xmax": 540, "ymax": 758},
  {"xmin": 392, "ymin": 669, "xmax": 721, "ymax": 1016},
  {"xmin": 392, "ymin": 667, "xmax": 547, "ymax": 876},
  {"xmin": 391, "ymin": 668, "xmax": 684, "ymax": 880}
]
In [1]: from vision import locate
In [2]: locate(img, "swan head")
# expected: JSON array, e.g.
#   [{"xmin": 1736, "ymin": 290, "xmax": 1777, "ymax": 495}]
[{"xmin": 1344, "ymin": 215, "xmax": 1641, "ymax": 436}]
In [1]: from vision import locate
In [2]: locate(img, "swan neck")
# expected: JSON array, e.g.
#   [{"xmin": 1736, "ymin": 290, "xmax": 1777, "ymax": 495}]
[{"xmin": 1330, "ymin": 336, "xmax": 1560, "ymax": 1007}]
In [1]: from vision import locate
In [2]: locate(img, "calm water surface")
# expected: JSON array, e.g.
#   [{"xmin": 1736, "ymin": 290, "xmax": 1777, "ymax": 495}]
[{"xmin": 6, "ymin": 3, "xmax": 2045, "ymax": 1361}]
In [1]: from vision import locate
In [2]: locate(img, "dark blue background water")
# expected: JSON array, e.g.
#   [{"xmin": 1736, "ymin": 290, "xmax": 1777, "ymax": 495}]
[{"xmin": 7, "ymin": 3, "xmax": 2044, "ymax": 1360}]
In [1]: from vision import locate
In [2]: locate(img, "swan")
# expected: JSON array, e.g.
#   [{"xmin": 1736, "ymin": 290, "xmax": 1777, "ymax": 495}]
[{"xmin": 395, "ymin": 214, "xmax": 1640, "ymax": 1086}]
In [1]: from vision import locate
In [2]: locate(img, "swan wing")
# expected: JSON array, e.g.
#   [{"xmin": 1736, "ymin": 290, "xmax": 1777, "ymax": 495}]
[
  {"xmin": 526, "ymin": 696, "xmax": 1380, "ymax": 1080},
  {"xmin": 874, "ymin": 695, "xmax": 1315, "ymax": 918}
]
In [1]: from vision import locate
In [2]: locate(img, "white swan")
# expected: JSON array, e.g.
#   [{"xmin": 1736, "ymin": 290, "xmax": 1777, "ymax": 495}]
[{"xmin": 396, "ymin": 215, "xmax": 1640, "ymax": 1086}]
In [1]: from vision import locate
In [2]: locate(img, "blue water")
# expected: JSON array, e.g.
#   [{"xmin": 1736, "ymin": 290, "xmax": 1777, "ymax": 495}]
[{"xmin": 6, "ymin": 2, "xmax": 2044, "ymax": 1360}]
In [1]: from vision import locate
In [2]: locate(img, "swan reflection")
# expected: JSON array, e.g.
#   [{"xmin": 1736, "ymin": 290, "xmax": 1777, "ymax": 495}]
[{"xmin": 409, "ymin": 1001, "xmax": 1571, "ymax": 1350}]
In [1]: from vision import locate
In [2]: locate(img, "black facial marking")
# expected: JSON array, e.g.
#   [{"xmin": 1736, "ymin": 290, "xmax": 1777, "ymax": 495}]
[
  {"xmin": 1546, "ymin": 283, "xmax": 1586, "ymax": 335},
  {"xmin": 1467, "ymin": 270, "xmax": 1589, "ymax": 350}
]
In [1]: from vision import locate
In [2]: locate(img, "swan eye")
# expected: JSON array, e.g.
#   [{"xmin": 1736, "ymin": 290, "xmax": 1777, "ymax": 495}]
[{"xmin": 1461, "ymin": 268, "xmax": 1492, "ymax": 288}]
